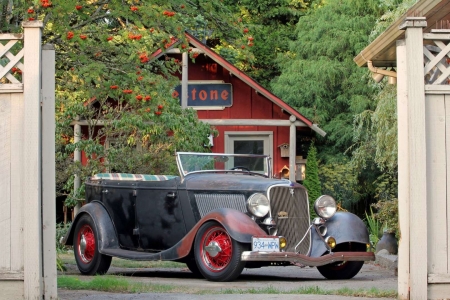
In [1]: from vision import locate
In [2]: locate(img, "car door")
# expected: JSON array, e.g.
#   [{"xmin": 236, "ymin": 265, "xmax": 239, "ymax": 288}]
[
  {"xmin": 135, "ymin": 178, "xmax": 187, "ymax": 251},
  {"xmin": 101, "ymin": 181, "xmax": 140, "ymax": 250}
]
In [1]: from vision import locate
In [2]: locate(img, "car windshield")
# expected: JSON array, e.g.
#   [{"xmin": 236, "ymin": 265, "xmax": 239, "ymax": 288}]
[{"xmin": 176, "ymin": 152, "xmax": 271, "ymax": 177}]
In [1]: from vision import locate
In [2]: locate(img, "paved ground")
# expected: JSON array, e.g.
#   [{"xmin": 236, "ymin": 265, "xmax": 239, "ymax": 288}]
[{"xmin": 58, "ymin": 262, "xmax": 398, "ymax": 300}]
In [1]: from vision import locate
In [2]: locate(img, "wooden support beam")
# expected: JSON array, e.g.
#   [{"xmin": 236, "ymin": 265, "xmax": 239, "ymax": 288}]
[
  {"xmin": 201, "ymin": 119, "xmax": 308, "ymax": 127},
  {"xmin": 41, "ymin": 43, "xmax": 57, "ymax": 299},
  {"xmin": 289, "ymin": 116, "xmax": 296, "ymax": 182},
  {"xmin": 22, "ymin": 20, "xmax": 44, "ymax": 299},
  {"xmin": 400, "ymin": 17, "xmax": 428, "ymax": 300},
  {"xmin": 396, "ymin": 39, "xmax": 410, "ymax": 300}
]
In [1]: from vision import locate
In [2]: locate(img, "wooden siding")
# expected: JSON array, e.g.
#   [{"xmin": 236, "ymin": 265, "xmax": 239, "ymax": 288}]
[
  {"xmin": 0, "ymin": 23, "xmax": 57, "ymax": 299},
  {"xmin": 425, "ymin": 90, "xmax": 450, "ymax": 299},
  {"xmin": 426, "ymin": 94, "xmax": 447, "ymax": 275},
  {"xmin": 0, "ymin": 93, "xmax": 12, "ymax": 272},
  {"xmin": 0, "ymin": 93, "xmax": 24, "ymax": 276},
  {"xmin": 186, "ymin": 55, "xmax": 302, "ymax": 175},
  {"xmin": 78, "ymin": 51, "xmax": 312, "ymax": 178}
]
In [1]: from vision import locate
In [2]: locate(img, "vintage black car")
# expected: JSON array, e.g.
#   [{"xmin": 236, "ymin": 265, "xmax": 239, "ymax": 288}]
[{"xmin": 63, "ymin": 152, "xmax": 374, "ymax": 281}]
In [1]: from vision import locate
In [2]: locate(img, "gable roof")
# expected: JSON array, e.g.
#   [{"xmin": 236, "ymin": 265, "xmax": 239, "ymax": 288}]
[
  {"xmin": 154, "ymin": 32, "xmax": 325, "ymax": 136},
  {"xmin": 354, "ymin": 0, "xmax": 450, "ymax": 67},
  {"xmin": 185, "ymin": 33, "xmax": 325, "ymax": 136}
]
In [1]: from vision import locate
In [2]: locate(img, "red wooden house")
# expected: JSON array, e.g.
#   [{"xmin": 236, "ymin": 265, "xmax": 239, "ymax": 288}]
[
  {"xmin": 67, "ymin": 32, "xmax": 326, "ymax": 222},
  {"xmin": 75, "ymin": 33, "xmax": 325, "ymax": 182},
  {"xmin": 159, "ymin": 32, "xmax": 326, "ymax": 180}
]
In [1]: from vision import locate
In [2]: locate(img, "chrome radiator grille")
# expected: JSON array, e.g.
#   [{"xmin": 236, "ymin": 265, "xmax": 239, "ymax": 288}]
[
  {"xmin": 269, "ymin": 186, "xmax": 311, "ymax": 255},
  {"xmin": 195, "ymin": 193, "xmax": 247, "ymax": 217}
]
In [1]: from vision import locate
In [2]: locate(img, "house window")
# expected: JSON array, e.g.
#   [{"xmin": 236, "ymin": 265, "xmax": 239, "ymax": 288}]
[{"xmin": 224, "ymin": 131, "xmax": 273, "ymax": 173}]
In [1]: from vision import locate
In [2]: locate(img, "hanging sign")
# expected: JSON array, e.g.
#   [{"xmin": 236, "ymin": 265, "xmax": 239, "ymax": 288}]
[{"xmin": 174, "ymin": 83, "xmax": 233, "ymax": 107}]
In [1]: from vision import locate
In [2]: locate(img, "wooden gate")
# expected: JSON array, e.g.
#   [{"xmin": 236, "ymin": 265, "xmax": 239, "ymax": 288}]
[
  {"xmin": 397, "ymin": 17, "xmax": 450, "ymax": 299},
  {"xmin": 423, "ymin": 29, "xmax": 450, "ymax": 298},
  {"xmin": 0, "ymin": 21, "xmax": 56, "ymax": 299}
]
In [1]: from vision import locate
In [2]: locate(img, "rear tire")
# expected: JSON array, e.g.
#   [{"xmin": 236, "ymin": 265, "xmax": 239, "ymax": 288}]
[
  {"xmin": 73, "ymin": 214, "xmax": 112, "ymax": 275},
  {"xmin": 316, "ymin": 243, "xmax": 366, "ymax": 280},
  {"xmin": 194, "ymin": 221, "xmax": 246, "ymax": 281}
]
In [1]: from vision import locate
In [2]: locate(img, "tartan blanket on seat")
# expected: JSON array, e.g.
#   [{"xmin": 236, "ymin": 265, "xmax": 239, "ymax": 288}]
[{"xmin": 91, "ymin": 173, "xmax": 177, "ymax": 181}]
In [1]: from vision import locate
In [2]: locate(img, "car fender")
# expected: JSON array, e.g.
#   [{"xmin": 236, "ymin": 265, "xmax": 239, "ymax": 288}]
[
  {"xmin": 61, "ymin": 201, "xmax": 119, "ymax": 252},
  {"xmin": 165, "ymin": 208, "xmax": 266, "ymax": 260},
  {"xmin": 310, "ymin": 212, "xmax": 369, "ymax": 257}
]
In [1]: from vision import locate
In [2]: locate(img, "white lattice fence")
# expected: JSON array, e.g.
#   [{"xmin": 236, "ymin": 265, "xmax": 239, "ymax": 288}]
[
  {"xmin": 0, "ymin": 21, "xmax": 56, "ymax": 300},
  {"xmin": 423, "ymin": 30, "xmax": 450, "ymax": 84},
  {"xmin": 0, "ymin": 34, "xmax": 25, "ymax": 92}
]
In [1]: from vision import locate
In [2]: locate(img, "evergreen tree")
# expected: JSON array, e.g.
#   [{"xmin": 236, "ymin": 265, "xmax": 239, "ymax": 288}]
[
  {"xmin": 271, "ymin": 0, "xmax": 383, "ymax": 162},
  {"xmin": 223, "ymin": 0, "xmax": 314, "ymax": 88},
  {"xmin": 302, "ymin": 143, "xmax": 322, "ymax": 217}
]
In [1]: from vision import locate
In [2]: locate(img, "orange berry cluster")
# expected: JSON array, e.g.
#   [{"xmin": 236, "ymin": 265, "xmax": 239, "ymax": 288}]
[
  {"xmin": 128, "ymin": 33, "xmax": 142, "ymax": 40},
  {"xmin": 41, "ymin": 0, "xmax": 51, "ymax": 8},
  {"xmin": 163, "ymin": 11, "xmax": 175, "ymax": 17},
  {"xmin": 139, "ymin": 53, "xmax": 149, "ymax": 63}
]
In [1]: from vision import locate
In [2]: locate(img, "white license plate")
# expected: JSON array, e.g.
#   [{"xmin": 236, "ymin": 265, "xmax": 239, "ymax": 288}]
[{"xmin": 252, "ymin": 237, "xmax": 280, "ymax": 252}]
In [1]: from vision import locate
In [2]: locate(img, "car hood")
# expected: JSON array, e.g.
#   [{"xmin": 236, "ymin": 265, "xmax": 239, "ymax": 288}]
[{"xmin": 183, "ymin": 172, "xmax": 301, "ymax": 192}]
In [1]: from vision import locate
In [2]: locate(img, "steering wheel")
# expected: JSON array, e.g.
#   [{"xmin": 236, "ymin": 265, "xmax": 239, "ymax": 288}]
[{"xmin": 230, "ymin": 166, "xmax": 251, "ymax": 172}]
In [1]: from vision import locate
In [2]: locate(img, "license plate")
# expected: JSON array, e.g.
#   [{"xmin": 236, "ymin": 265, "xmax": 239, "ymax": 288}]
[{"xmin": 252, "ymin": 237, "xmax": 280, "ymax": 252}]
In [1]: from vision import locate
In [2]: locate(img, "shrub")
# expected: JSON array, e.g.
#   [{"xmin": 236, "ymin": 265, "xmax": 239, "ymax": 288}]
[
  {"xmin": 365, "ymin": 207, "xmax": 383, "ymax": 251},
  {"xmin": 302, "ymin": 143, "xmax": 322, "ymax": 218},
  {"xmin": 372, "ymin": 199, "xmax": 399, "ymax": 238},
  {"xmin": 56, "ymin": 222, "xmax": 72, "ymax": 253}
]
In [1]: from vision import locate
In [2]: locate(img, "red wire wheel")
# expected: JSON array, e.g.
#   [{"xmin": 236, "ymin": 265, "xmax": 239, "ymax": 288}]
[
  {"xmin": 73, "ymin": 214, "xmax": 112, "ymax": 275},
  {"xmin": 77, "ymin": 224, "xmax": 96, "ymax": 264},
  {"xmin": 194, "ymin": 221, "xmax": 247, "ymax": 281},
  {"xmin": 200, "ymin": 226, "xmax": 232, "ymax": 271}
]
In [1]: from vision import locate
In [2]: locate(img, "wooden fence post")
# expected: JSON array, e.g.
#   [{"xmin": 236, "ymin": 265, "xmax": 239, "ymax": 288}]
[
  {"xmin": 399, "ymin": 16, "xmax": 428, "ymax": 300},
  {"xmin": 22, "ymin": 20, "xmax": 43, "ymax": 299},
  {"xmin": 396, "ymin": 38, "xmax": 410, "ymax": 300},
  {"xmin": 42, "ymin": 43, "xmax": 57, "ymax": 299}
]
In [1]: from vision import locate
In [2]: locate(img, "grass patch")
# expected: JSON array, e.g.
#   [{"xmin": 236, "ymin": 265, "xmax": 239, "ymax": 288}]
[
  {"xmin": 59, "ymin": 252, "xmax": 185, "ymax": 269},
  {"xmin": 219, "ymin": 285, "xmax": 396, "ymax": 297},
  {"xmin": 58, "ymin": 276, "xmax": 177, "ymax": 293},
  {"xmin": 58, "ymin": 276, "xmax": 397, "ymax": 298}
]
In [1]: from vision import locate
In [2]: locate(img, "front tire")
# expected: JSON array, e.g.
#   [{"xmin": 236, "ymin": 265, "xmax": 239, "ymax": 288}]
[
  {"xmin": 194, "ymin": 221, "xmax": 246, "ymax": 281},
  {"xmin": 73, "ymin": 214, "xmax": 112, "ymax": 275},
  {"xmin": 317, "ymin": 243, "xmax": 366, "ymax": 280}
]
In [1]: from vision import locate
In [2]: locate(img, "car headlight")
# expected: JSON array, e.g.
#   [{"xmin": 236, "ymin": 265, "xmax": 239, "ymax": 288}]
[
  {"xmin": 247, "ymin": 193, "xmax": 270, "ymax": 217},
  {"xmin": 314, "ymin": 195, "xmax": 336, "ymax": 219}
]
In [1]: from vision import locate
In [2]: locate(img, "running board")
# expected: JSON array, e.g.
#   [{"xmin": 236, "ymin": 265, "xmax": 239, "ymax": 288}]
[
  {"xmin": 100, "ymin": 247, "xmax": 175, "ymax": 261},
  {"xmin": 241, "ymin": 251, "xmax": 375, "ymax": 267}
]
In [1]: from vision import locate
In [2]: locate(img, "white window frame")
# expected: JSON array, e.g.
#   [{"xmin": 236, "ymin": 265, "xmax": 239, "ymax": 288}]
[{"xmin": 224, "ymin": 131, "xmax": 273, "ymax": 158}]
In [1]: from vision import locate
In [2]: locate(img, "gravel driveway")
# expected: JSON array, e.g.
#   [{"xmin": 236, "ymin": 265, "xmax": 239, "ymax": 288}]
[{"xmin": 58, "ymin": 262, "xmax": 397, "ymax": 300}]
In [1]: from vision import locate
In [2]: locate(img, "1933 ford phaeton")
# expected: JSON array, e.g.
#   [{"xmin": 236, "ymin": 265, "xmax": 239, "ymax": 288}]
[{"xmin": 63, "ymin": 152, "xmax": 375, "ymax": 281}]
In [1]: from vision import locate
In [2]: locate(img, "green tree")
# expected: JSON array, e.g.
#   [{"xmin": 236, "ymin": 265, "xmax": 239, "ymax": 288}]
[
  {"xmin": 0, "ymin": 0, "xmax": 252, "ymax": 212},
  {"xmin": 350, "ymin": 0, "xmax": 417, "ymax": 232},
  {"xmin": 319, "ymin": 160, "xmax": 360, "ymax": 210},
  {"xmin": 271, "ymin": 0, "xmax": 383, "ymax": 161},
  {"xmin": 224, "ymin": 0, "xmax": 314, "ymax": 88},
  {"xmin": 302, "ymin": 143, "xmax": 321, "ymax": 217}
]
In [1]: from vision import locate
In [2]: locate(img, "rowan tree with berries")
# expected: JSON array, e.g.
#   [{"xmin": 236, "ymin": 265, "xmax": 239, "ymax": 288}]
[{"xmin": 0, "ymin": 0, "xmax": 252, "ymax": 213}]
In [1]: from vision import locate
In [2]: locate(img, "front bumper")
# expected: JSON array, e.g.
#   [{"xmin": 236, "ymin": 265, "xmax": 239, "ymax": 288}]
[{"xmin": 241, "ymin": 251, "xmax": 375, "ymax": 267}]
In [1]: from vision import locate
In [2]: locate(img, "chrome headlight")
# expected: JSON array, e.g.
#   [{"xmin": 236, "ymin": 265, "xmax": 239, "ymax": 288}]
[
  {"xmin": 314, "ymin": 195, "xmax": 336, "ymax": 219},
  {"xmin": 247, "ymin": 193, "xmax": 270, "ymax": 217}
]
